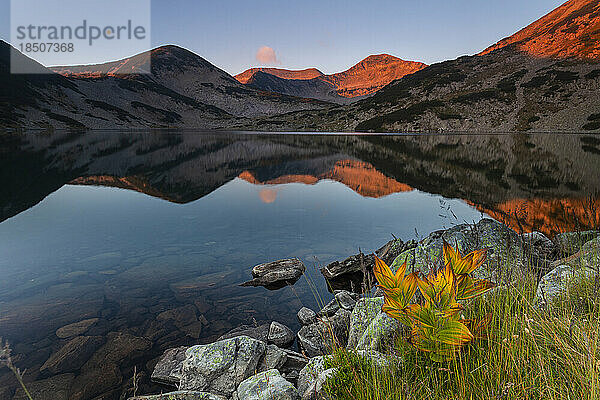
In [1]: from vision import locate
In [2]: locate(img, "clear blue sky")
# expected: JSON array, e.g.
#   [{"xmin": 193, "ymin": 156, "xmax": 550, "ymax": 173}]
[{"xmin": 0, "ymin": 0, "xmax": 566, "ymax": 75}]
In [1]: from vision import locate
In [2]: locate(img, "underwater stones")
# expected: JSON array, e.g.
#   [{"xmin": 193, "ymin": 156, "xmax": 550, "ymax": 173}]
[
  {"xmin": 40, "ymin": 335, "xmax": 105, "ymax": 374},
  {"xmin": 346, "ymin": 297, "xmax": 384, "ymax": 350},
  {"xmin": 236, "ymin": 369, "xmax": 299, "ymax": 400},
  {"xmin": 391, "ymin": 218, "xmax": 523, "ymax": 282},
  {"xmin": 268, "ymin": 321, "xmax": 295, "ymax": 348},
  {"xmin": 151, "ymin": 346, "xmax": 188, "ymax": 386},
  {"xmin": 297, "ymin": 309, "xmax": 351, "ymax": 357},
  {"xmin": 240, "ymin": 258, "xmax": 306, "ymax": 290},
  {"xmin": 535, "ymin": 237, "xmax": 600, "ymax": 306},
  {"xmin": 297, "ymin": 307, "xmax": 317, "ymax": 325},
  {"xmin": 55, "ymin": 318, "xmax": 100, "ymax": 339},
  {"xmin": 129, "ymin": 391, "xmax": 227, "ymax": 400},
  {"xmin": 69, "ymin": 363, "xmax": 122, "ymax": 400},
  {"xmin": 553, "ymin": 230, "xmax": 599, "ymax": 256},
  {"xmin": 12, "ymin": 373, "xmax": 75, "ymax": 400},
  {"xmin": 157, "ymin": 304, "xmax": 198, "ymax": 328},
  {"xmin": 179, "ymin": 336, "xmax": 266, "ymax": 397},
  {"xmin": 82, "ymin": 332, "xmax": 151, "ymax": 372}
]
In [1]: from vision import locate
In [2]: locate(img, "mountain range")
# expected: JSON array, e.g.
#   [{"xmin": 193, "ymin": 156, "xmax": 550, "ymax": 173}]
[{"xmin": 1, "ymin": 0, "xmax": 599, "ymax": 131}]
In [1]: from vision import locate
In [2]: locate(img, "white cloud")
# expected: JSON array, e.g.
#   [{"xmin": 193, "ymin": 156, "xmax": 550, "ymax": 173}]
[{"xmin": 255, "ymin": 46, "xmax": 279, "ymax": 64}]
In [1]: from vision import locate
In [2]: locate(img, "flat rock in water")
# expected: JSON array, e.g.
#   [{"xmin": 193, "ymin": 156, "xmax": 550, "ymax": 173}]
[
  {"xmin": 55, "ymin": 318, "xmax": 99, "ymax": 339},
  {"xmin": 69, "ymin": 363, "xmax": 122, "ymax": 400},
  {"xmin": 240, "ymin": 258, "xmax": 305, "ymax": 289}
]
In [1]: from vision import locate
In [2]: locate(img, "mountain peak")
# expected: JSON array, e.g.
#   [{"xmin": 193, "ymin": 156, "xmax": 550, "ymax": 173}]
[
  {"xmin": 235, "ymin": 67, "xmax": 324, "ymax": 84},
  {"xmin": 480, "ymin": 0, "xmax": 600, "ymax": 59}
]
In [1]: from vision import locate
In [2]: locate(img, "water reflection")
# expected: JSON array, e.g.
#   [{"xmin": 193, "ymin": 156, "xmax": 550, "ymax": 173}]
[{"xmin": 0, "ymin": 130, "xmax": 598, "ymax": 398}]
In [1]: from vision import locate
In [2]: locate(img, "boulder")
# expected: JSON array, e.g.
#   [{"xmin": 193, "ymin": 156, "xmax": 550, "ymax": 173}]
[
  {"xmin": 258, "ymin": 344, "xmax": 288, "ymax": 372},
  {"xmin": 179, "ymin": 336, "xmax": 266, "ymax": 397},
  {"xmin": 218, "ymin": 323, "xmax": 270, "ymax": 343},
  {"xmin": 268, "ymin": 322, "xmax": 295, "ymax": 348},
  {"xmin": 347, "ymin": 297, "xmax": 384, "ymax": 350},
  {"xmin": 355, "ymin": 312, "xmax": 400, "ymax": 353},
  {"xmin": 334, "ymin": 291, "xmax": 358, "ymax": 310},
  {"xmin": 522, "ymin": 232, "xmax": 558, "ymax": 271},
  {"xmin": 391, "ymin": 219, "xmax": 523, "ymax": 282},
  {"xmin": 297, "ymin": 356, "xmax": 328, "ymax": 397},
  {"xmin": 297, "ymin": 308, "xmax": 317, "ymax": 326},
  {"xmin": 151, "ymin": 346, "xmax": 188, "ymax": 386},
  {"xmin": 236, "ymin": 369, "xmax": 299, "ymax": 400},
  {"xmin": 534, "ymin": 237, "xmax": 600, "ymax": 306},
  {"xmin": 240, "ymin": 259, "xmax": 305, "ymax": 289},
  {"xmin": 129, "ymin": 391, "xmax": 226, "ymax": 400},
  {"xmin": 40, "ymin": 336, "xmax": 104, "ymax": 374},
  {"xmin": 553, "ymin": 230, "xmax": 599, "ymax": 256},
  {"xmin": 316, "ymin": 299, "xmax": 339, "ymax": 317},
  {"xmin": 297, "ymin": 309, "xmax": 351, "ymax": 357},
  {"xmin": 12, "ymin": 373, "xmax": 75, "ymax": 400},
  {"xmin": 279, "ymin": 348, "xmax": 308, "ymax": 376},
  {"xmin": 297, "ymin": 357, "xmax": 334, "ymax": 400},
  {"xmin": 356, "ymin": 350, "xmax": 402, "ymax": 369},
  {"xmin": 55, "ymin": 318, "xmax": 99, "ymax": 339}
]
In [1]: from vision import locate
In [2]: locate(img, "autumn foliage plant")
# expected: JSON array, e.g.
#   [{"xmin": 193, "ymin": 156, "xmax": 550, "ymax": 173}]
[{"xmin": 374, "ymin": 241, "xmax": 495, "ymax": 361}]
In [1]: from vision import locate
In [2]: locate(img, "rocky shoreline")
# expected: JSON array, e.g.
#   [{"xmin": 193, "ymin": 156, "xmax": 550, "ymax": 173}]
[
  {"xmin": 7, "ymin": 219, "xmax": 598, "ymax": 400},
  {"xmin": 122, "ymin": 219, "xmax": 598, "ymax": 400}
]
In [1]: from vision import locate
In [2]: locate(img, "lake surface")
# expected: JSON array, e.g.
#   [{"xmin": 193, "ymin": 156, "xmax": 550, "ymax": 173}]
[{"xmin": 0, "ymin": 131, "xmax": 599, "ymax": 398}]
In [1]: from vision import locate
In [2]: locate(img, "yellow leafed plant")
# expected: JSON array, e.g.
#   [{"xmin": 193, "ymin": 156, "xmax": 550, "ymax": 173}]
[{"xmin": 373, "ymin": 240, "xmax": 495, "ymax": 361}]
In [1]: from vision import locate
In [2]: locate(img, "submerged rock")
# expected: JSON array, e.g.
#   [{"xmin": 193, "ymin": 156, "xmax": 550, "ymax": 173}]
[
  {"xmin": 391, "ymin": 219, "xmax": 523, "ymax": 282},
  {"xmin": 179, "ymin": 336, "xmax": 266, "ymax": 397},
  {"xmin": 297, "ymin": 309, "xmax": 351, "ymax": 357},
  {"xmin": 13, "ymin": 373, "xmax": 75, "ymax": 400},
  {"xmin": 40, "ymin": 335, "xmax": 104, "ymax": 374},
  {"xmin": 69, "ymin": 363, "xmax": 122, "ymax": 400},
  {"xmin": 236, "ymin": 369, "xmax": 299, "ymax": 400},
  {"xmin": 535, "ymin": 237, "xmax": 600, "ymax": 306},
  {"xmin": 240, "ymin": 258, "xmax": 306, "ymax": 290},
  {"xmin": 55, "ymin": 318, "xmax": 99, "ymax": 339}
]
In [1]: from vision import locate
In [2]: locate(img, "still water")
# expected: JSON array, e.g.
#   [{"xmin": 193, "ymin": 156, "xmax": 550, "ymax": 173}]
[{"xmin": 0, "ymin": 131, "xmax": 598, "ymax": 398}]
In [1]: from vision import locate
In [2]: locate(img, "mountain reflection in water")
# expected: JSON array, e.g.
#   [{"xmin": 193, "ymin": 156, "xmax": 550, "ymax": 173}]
[{"xmin": 0, "ymin": 130, "xmax": 598, "ymax": 399}]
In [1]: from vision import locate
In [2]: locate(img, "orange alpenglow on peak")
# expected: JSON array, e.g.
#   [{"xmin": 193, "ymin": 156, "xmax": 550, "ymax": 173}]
[
  {"xmin": 479, "ymin": 0, "xmax": 600, "ymax": 60},
  {"xmin": 234, "ymin": 68, "xmax": 324, "ymax": 84},
  {"xmin": 235, "ymin": 54, "xmax": 427, "ymax": 98}
]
